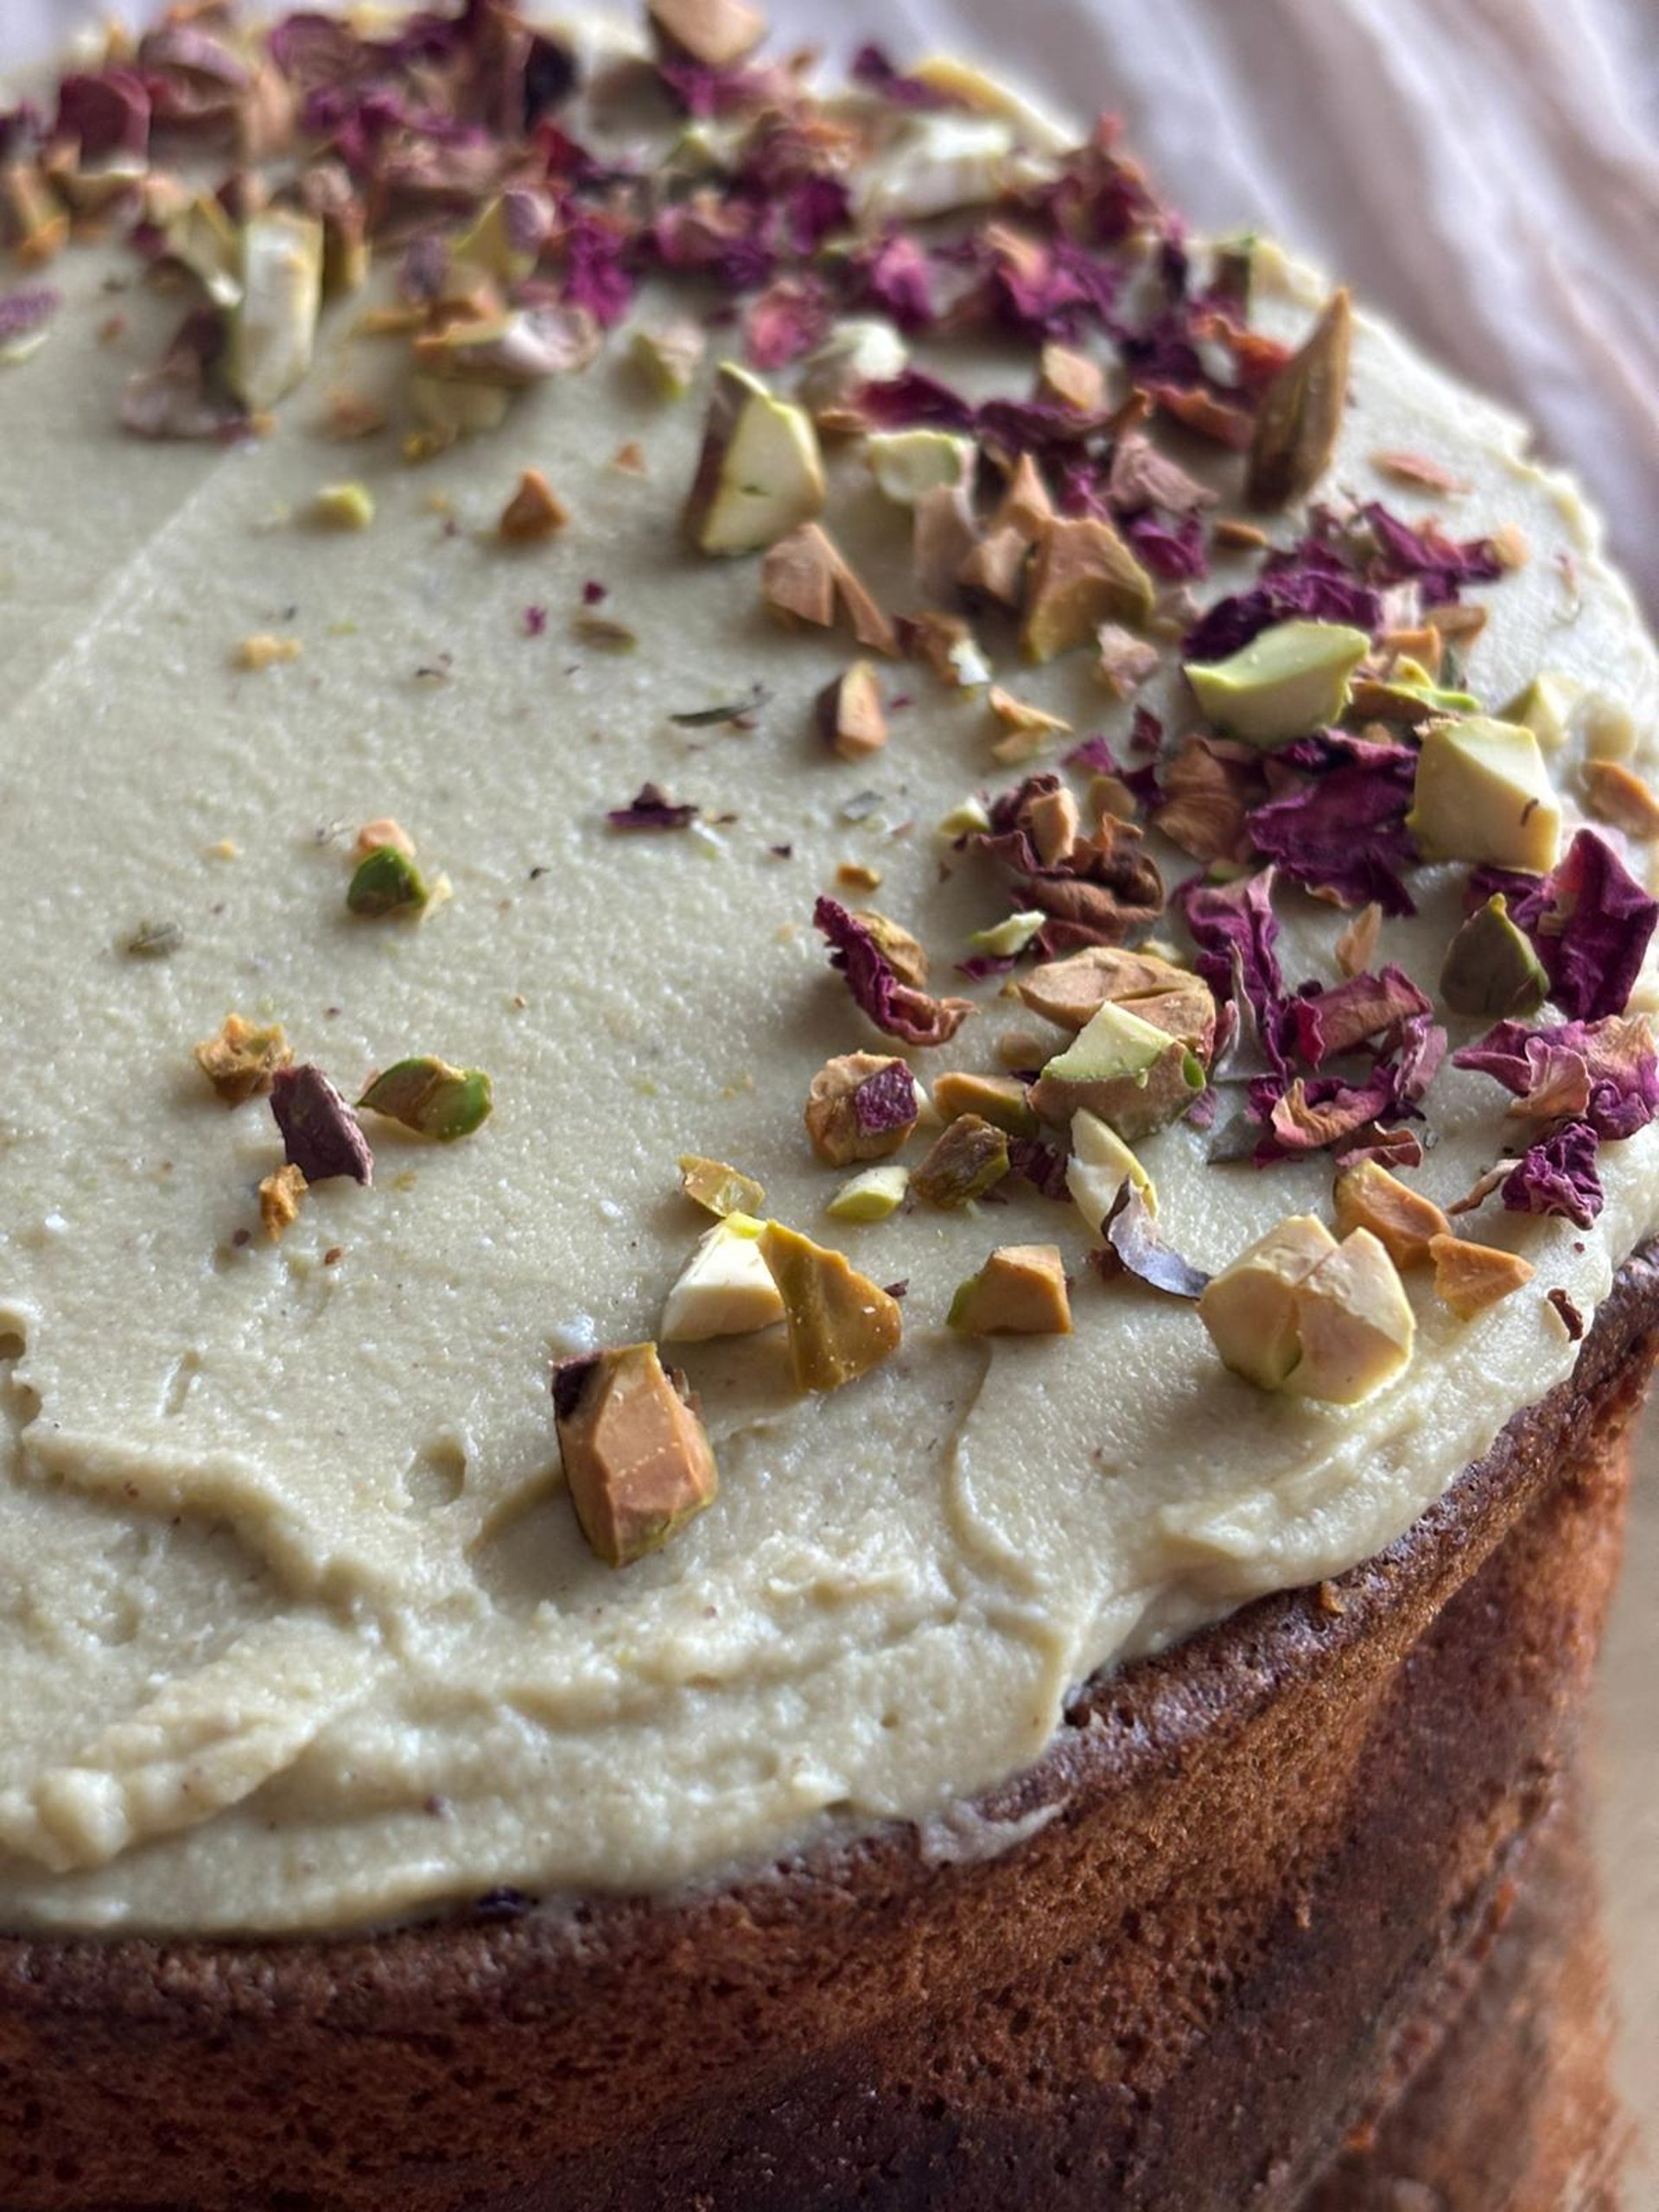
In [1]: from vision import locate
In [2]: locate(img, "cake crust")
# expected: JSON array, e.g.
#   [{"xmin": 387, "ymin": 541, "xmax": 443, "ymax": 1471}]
[{"xmin": 3, "ymin": 1248, "xmax": 1651, "ymax": 2212}]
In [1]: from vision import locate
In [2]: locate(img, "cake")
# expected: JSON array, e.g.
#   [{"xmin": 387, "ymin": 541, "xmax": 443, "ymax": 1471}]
[{"xmin": 1, "ymin": 4, "xmax": 1656, "ymax": 2206}]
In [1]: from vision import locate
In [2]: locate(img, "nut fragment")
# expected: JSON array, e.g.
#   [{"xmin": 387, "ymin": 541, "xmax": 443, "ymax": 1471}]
[
  {"xmin": 987, "ymin": 686, "xmax": 1071, "ymax": 764},
  {"xmin": 826, "ymin": 1164, "xmax": 910, "ymax": 1222},
  {"xmin": 906, "ymin": 612, "xmax": 990, "ymax": 690},
  {"xmin": 357, "ymin": 1057, "xmax": 493, "ymax": 1141},
  {"xmin": 684, "ymin": 363, "xmax": 823, "ymax": 556},
  {"xmin": 762, "ymin": 522, "xmax": 897, "ymax": 653},
  {"xmin": 931, "ymin": 1071, "xmax": 1037, "ymax": 1136},
  {"xmin": 1332, "ymin": 1159, "xmax": 1450, "ymax": 1269},
  {"xmin": 258, "ymin": 1161, "xmax": 307, "ymax": 1243},
  {"xmin": 194, "ymin": 1013, "xmax": 294, "ymax": 1105},
  {"xmin": 1018, "ymin": 945, "xmax": 1215, "ymax": 1045},
  {"xmin": 499, "ymin": 467, "xmax": 569, "ymax": 543},
  {"xmin": 817, "ymin": 662, "xmax": 887, "ymax": 760},
  {"xmin": 1406, "ymin": 716, "xmax": 1561, "ymax": 874},
  {"xmin": 949, "ymin": 1244, "xmax": 1072, "ymax": 1335},
  {"xmin": 347, "ymin": 844, "xmax": 430, "ymax": 918},
  {"xmin": 1020, "ymin": 517, "xmax": 1154, "ymax": 662},
  {"xmin": 911, "ymin": 1115, "xmax": 1011, "ymax": 1207},
  {"xmin": 1246, "ymin": 288, "xmax": 1351, "ymax": 508},
  {"xmin": 1185, "ymin": 620, "xmax": 1369, "ymax": 746},
  {"xmin": 353, "ymin": 817, "xmax": 416, "ymax": 861},
  {"xmin": 1030, "ymin": 1000, "xmax": 1205, "ymax": 1140},
  {"xmin": 1439, "ymin": 894, "xmax": 1548, "ymax": 1020},
  {"xmin": 677, "ymin": 1154, "xmax": 766, "ymax": 1217},
  {"xmin": 1584, "ymin": 760, "xmax": 1659, "ymax": 840},
  {"xmin": 1066, "ymin": 1107, "xmax": 1156, "ymax": 1236},
  {"xmin": 1037, "ymin": 343, "xmax": 1105, "ymax": 415},
  {"xmin": 1200, "ymin": 1217, "xmax": 1414, "ymax": 1402},
  {"xmin": 551, "ymin": 1342, "xmax": 720, "ymax": 1567},
  {"xmin": 631, "ymin": 319, "xmax": 706, "ymax": 398},
  {"xmin": 660, "ymin": 1214, "xmax": 785, "ymax": 1341},
  {"xmin": 804, "ymin": 1052, "xmax": 918, "ymax": 1166},
  {"xmin": 312, "ymin": 481, "xmax": 374, "ymax": 531},
  {"xmin": 757, "ymin": 1222, "xmax": 904, "ymax": 1392},
  {"xmin": 648, "ymin": 0, "xmax": 767, "ymax": 67},
  {"xmin": 1427, "ymin": 1233, "xmax": 1535, "ymax": 1320}
]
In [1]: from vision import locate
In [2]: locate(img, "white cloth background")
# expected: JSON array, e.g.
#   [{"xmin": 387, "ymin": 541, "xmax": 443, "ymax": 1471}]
[{"xmin": 5, "ymin": 0, "xmax": 1658, "ymax": 609}]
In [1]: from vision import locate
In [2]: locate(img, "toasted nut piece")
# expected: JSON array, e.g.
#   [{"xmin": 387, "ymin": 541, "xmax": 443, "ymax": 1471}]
[
  {"xmin": 762, "ymin": 523, "xmax": 897, "ymax": 654},
  {"xmin": 1030, "ymin": 1000, "xmax": 1205, "ymax": 1141},
  {"xmin": 1406, "ymin": 715, "xmax": 1561, "ymax": 873},
  {"xmin": 914, "ymin": 482, "xmax": 983, "ymax": 601},
  {"xmin": 347, "ymin": 844, "xmax": 430, "ymax": 917},
  {"xmin": 1038, "ymin": 342, "xmax": 1105, "ymax": 414},
  {"xmin": 1584, "ymin": 760, "xmax": 1659, "ymax": 840},
  {"xmin": 836, "ymin": 861, "xmax": 882, "ymax": 894},
  {"xmin": 1066, "ymin": 1107, "xmax": 1155, "ymax": 1236},
  {"xmin": 987, "ymin": 686, "xmax": 1071, "ymax": 765},
  {"xmin": 194, "ymin": 1013, "xmax": 293, "ymax": 1105},
  {"xmin": 226, "ymin": 209, "xmax": 324, "ymax": 413},
  {"xmin": 1023, "ymin": 782, "xmax": 1079, "ymax": 867},
  {"xmin": 1096, "ymin": 623, "xmax": 1160, "ymax": 699},
  {"xmin": 856, "ymin": 909, "xmax": 929, "ymax": 988},
  {"xmin": 236, "ymin": 633, "xmax": 303, "ymax": 671},
  {"xmin": 757, "ymin": 1222, "xmax": 904, "ymax": 1392},
  {"xmin": 1334, "ymin": 901, "xmax": 1382, "ymax": 979},
  {"xmin": 1246, "ymin": 287, "xmax": 1351, "ymax": 508},
  {"xmin": 357, "ymin": 1057, "xmax": 493, "ymax": 1141},
  {"xmin": 1332, "ymin": 1159, "xmax": 1450, "ymax": 1269},
  {"xmin": 1287, "ymin": 1229, "xmax": 1414, "ymax": 1403},
  {"xmin": 932, "ymin": 1071, "xmax": 1037, "ymax": 1137},
  {"xmin": 1427, "ymin": 1233, "xmax": 1535, "ymax": 1320},
  {"xmin": 1020, "ymin": 516, "xmax": 1154, "ymax": 661},
  {"xmin": 258, "ymin": 1161, "xmax": 308, "ymax": 1242},
  {"xmin": 949, "ymin": 1243, "xmax": 1072, "ymax": 1335},
  {"xmin": 1501, "ymin": 670, "xmax": 1579, "ymax": 752},
  {"xmin": 964, "ymin": 909, "xmax": 1046, "ymax": 959},
  {"xmin": 804, "ymin": 1053, "xmax": 918, "ymax": 1166},
  {"xmin": 910, "ymin": 1114, "xmax": 1010, "ymax": 1206},
  {"xmin": 826, "ymin": 1163, "xmax": 910, "ymax": 1222},
  {"xmin": 632, "ymin": 319, "xmax": 706, "ymax": 397},
  {"xmin": 312, "ymin": 481, "xmax": 375, "ymax": 531},
  {"xmin": 993, "ymin": 452, "xmax": 1054, "ymax": 540},
  {"xmin": 499, "ymin": 467, "xmax": 569, "ymax": 542},
  {"xmin": 907, "ymin": 612, "xmax": 991, "ymax": 691},
  {"xmin": 677, "ymin": 1154, "xmax": 766, "ymax": 1217},
  {"xmin": 649, "ymin": 0, "xmax": 766, "ymax": 68},
  {"xmin": 1439, "ymin": 894, "xmax": 1548, "ymax": 1019},
  {"xmin": 958, "ymin": 523, "xmax": 1030, "ymax": 607},
  {"xmin": 817, "ymin": 662, "xmax": 887, "ymax": 760},
  {"xmin": 353, "ymin": 817, "xmax": 416, "ymax": 861},
  {"xmin": 552, "ymin": 1342, "xmax": 719, "ymax": 1566},
  {"xmin": 1199, "ymin": 1215, "xmax": 1338, "ymax": 1389},
  {"xmin": 684, "ymin": 363, "xmax": 824, "ymax": 556},
  {"xmin": 661, "ymin": 1213, "xmax": 785, "ymax": 1341},
  {"xmin": 1018, "ymin": 944, "xmax": 1213, "ymax": 1039},
  {"xmin": 798, "ymin": 318, "xmax": 910, "ymax": 415},
  {"xmin": 1185, "ymin": 619, "xmax": 1370, "ymax": 745},
  {"xmin": 867, "ymin": 429, "xmax": 974, "ymax": 505}
]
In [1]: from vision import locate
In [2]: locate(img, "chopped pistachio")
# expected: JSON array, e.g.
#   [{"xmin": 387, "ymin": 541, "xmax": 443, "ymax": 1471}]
[
  {"xmin": 357, "ymin": 1057, "xmax": 493, "ymax": 1141},
  {"xmin": 1020, "ymin": 516, "xmax": 1154, "ymax": 662},
  {"xmin": 804, "ymin": 1052, "xmax": 918, "ymax": 1166},
  {"xmin": 312, "ymin": 480, "xmax": 374, "ymax": 531},
  {"xmin": 1500, "ymin": 670, "xmax": 1579, "ymax": 752},
  {"xmin": 660, "ymin": 1212, "xmax": 785, "ymax": 1340},
  {"xmin": 798, "ymin": 319, "xmax": 909, "ymax": 416},
  {"xmin": 353, "ymin": 817, "xmax": 416, "ymax": 861},
  {"xmin": 1185, "ymin": 620, "xmax": 1370, "ymax": 745},
  {"xmin": 1246, "ymin": 288, "xmax": 1351, "ymax": 508},
  {"xmin": 631, "ymin": 319, "xmax": 707, "ymax": 398},
  {"xmin": 1439, "ymin": 894, "xmax": 1548, "ymax": 1019},
  {"xmin": 763, "ymin": 523, "xmax": 897, "ymax": 654},
  {"xmin": 194, "ymin": 1013, "xmax": 293, "ymax": 1105},
  {"xmin": 499, "ymin": 467, "xmax": 569, "ymax": 543},
  {"xmin": 826, "ymin": 1164, "xmax": 910, "ymax": 1222},
  {"xmin": 1428, "ymin": 1233, "xmax": 1535, "ymax": 1320},
  {"xmin": 1332, "ymin": 1159, "xmax": 1450, "ymax": 1269},
  {"xmin": 1199, "ymin": 1215, "xmax": 1338, "ymax": 1389},
  {"xmin": 938, "ymin": 794, "xmax": 993, "ymax": 839},
  {"xmin": 906, "ymin": 611, "xmax": 991, "ymax": 690},
  {"xmin": 1584, "ymin": 760, "xmax": 1659, "ymax": 840},
  {"xmin": 1018, "ymin": 944, "xmax": 1214, "ymax": 1043},
  {"xmin": 1201, "ymin": 1217, "xmax": 1414, "ymax": 1402},
  {"xmin": 987, "ymin": 687, "xmax": 1071, "ymax": 764},
  {"xmin": 1334, "ymin": 902, "xmax": 1382, "ymax": 980},
  {"xmin": 226, "ymin": 209, "xmax": 323, "ymax": 413},
  {"xmin": 817, "ymin": 662, "xmax": 887, "ymax": 761},
  {"xmin": 949, "ymin": 1243, "xmax": 1072, "ymax": 1335},
  {"xmin": 683, "ymin": 362, "xmax": 824, "ymax": 556},
  {"xmin": 1030, "ymin": 1000, "xmax": 1205, "ymax": 1141},
  {"xmin": 258, "ymin": 1161, "xmax": 307, "ymax": 1243},
  {"xmin": 346, "ymin": 845, "xmax": 431, "ymax": 918},
  {"xmin": 236, "ymin": 633, "xmax": 302, "ymax": 671},
  {"xmin": 993, "ymin": 453, "xmax": 1055, "ymax": 542},
  {"xmin": 573, "ymin": 610, "xmax": 637, "ymax": 652},
  {"xmin": 1406, "ymin": 715, "xmax": 1562, "ymax": 873},
  {"xmin": 551, "ymin": 1342, "xmax": 719, "ymax": 1566},
  {"xmin": 931, "ymin": 1071, "xmax": 1037, "ymax": 1137},
  {"xmin": 756, "ymin": 1222, "xmax": 904, "ymax": 1392},
  {"xmin": 162, "ymin": 192, "xmax": 241, "ymax": 308},
  {"xmin": 451, "ymin": 193, "xmax": 546, "ymax": 286},
  {"xmin": 1348, "ymin": 662, "xmax": 1479, "ymax": 726},
  {"xmin": 910, "ymin": 1114, "xmax": 1011, "ymax": 1207},
  {"xmin": 648, "ymin": 0, "xmax": 767, "ymax": 67},
  {"xmin": 125, "ymin": 918, "xmax": 184, "ymax": 957},
  {"xmin": 1024, "ymin": 784, "xmax": 1080, "ymax": 868},
  {"xmin": 1037, "ymin": 342, "xmax": 1105, "ymax": 414},
  {"xmin": 677, "ymin": 1154, "xmax": 766, "ymax": 1217},
  {"xmin": 1066, "ymin": 1107, "xmax": 1155, "ymax": 1236},
  {"xmin": 407, "ymin": 372, "xmax": 510, "ymax": 439},
  {"xmin": 866, "ymin": 429, "xmax": 975, "ymax": 506},
  {"xmin": 915, "ymin": 482, "xmax": 983, "ymax": 601},
  {"xmin": 957, "ymin": 522, "xmax": 1029, "ymax": 608},
  {"xmin": 965, "ymin": 909, "xmax": 1047, "ymax": 959},
  {"xmin": 1570, "ymin": 689, "xmax": 1637, "ymax": 764}
]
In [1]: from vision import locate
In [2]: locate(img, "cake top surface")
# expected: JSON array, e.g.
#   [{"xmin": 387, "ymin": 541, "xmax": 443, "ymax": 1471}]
[{"xmin": 1, "ymin": 0, "xmax": 1656, "ymax": 1936}]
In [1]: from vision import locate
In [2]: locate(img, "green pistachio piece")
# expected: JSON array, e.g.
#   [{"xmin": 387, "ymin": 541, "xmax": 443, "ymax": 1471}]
[
  {"xmin": 910, "ymin": 1115, "xmax": 1011, "ymax": 1207},
  {"xmin": 357, "ymin": 1057, "xmax": 493, "ymax": 1141},
  {"xmin": 677, "ymin": 1154, "xmax": 766, "ymax": 1217},
  {"xmin": 164, "ymin": 193, "xmax": 242, "ymax": 308},
  {"xmin": 632, "ymin": 320, "xmax": 707, "ymax": 398},
  {"xmin": 931, "ymin": 1071, "xmax": 1038, "ymax": 1138},
  {"xmin": 346, "ymin": 845, "xmax": 430, "ymax": 918},
  {"xmin": 313, "ymin": 481, "xmax": 375, "ymax": 531},
  {"xmin": 866, "ymin": 429, "xmax": 976, "ymax": 506},
  {"xmin": 1439, "ymin": 894, "xmax": 1548, "ymax": 1019},
  {"xmin": 226, "ymin": 209, "xmax": 323, "ymax": 413},
  {"xmin": 825, "ymin": 1164, "xmax": 910, "ymax": 1222},
  {"xmin": 965, "ymin": 909, "xmax": 1046, "ymax": 958},
  {"xmin": 1185, "ymin": 620, "xmax": 1370, "ymax": 745},
  {"xmin": 1030, "ymin": 1001, "xmax": 1205, "ymax": 1141},
  {"xmin": 1500, "ymin": 671, "xmax": 1580, "ymax": 752},
  {"xmin": 1405, "ymin": 715, "xmax": 1562, "ymax": 873}
]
